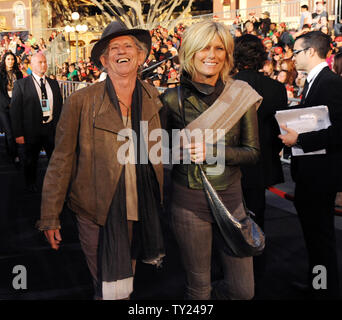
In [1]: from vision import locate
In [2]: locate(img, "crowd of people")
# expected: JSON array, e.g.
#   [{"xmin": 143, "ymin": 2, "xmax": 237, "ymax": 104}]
[
  {"xmin": 229, "ymin": 3, "xmax": 342, "ymax": 101},
  {"xmin": 1, "ymin": 2, "xmax": 342, "ymax": 301},
  {"xmin": 1, "ymin": 1, "xmax": 342, "ymax": 96},
  {"xmin": 0, "ymin": 31, "xmax": 56, "ymax": 78},
  {"xmin": 0, "ymin": 30, "xmax": 104, "ymax": 84}
]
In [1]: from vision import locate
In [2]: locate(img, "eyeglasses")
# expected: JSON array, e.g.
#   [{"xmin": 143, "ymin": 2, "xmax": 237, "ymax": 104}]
[{"xmin": 293, "ymin": 47, "xmax": 310, "ymax": 56}]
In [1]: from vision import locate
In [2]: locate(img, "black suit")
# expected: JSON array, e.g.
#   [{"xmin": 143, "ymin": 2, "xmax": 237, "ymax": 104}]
[
  {"xmin": 234, "ymin": 70, "xmax": 288, "ymax": 284},
  {"xmin": 10, "ymin": 75, "xmax": 62, "ymax": 187},
  {"xmin": 291, "ymin": 66, "xmax": 342, "ymax": 299},
  {"xmin": 234, "ymin": 70, "xmax": 288, "ymax": 230}
]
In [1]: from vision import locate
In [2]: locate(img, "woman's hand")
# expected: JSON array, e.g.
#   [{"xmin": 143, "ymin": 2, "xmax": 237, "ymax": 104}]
[{"xmin": 184, "ymin": 142, "xmax": 206, "ymax": 163}]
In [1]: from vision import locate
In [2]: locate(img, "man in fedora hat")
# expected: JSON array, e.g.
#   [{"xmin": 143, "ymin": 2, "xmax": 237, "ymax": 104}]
[{"xmin": 37, "ymin": 21, "xmax": 165, "ymax": 300}]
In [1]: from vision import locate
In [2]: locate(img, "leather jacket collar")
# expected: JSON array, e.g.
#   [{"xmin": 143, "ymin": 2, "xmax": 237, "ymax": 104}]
[
  {"xmin": 181, "ymin": 72, "xmax": 223, "ymax": 93},
  {"xmin": 180, "ymin": 72, "xmax": 224, "ymax": 106}
]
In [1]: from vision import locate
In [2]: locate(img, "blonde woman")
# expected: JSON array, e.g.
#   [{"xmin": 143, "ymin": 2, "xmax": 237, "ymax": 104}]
[{"xmin": 161, "ymin": 21, "xmax": 260, "ymax": 300}]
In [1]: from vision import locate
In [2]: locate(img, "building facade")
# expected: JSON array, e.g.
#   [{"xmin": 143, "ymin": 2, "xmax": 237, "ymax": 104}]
[
  {"xmin": 0, "ymin": 0, "xmax": 49, "ymax": 39},
  {"xmin": 213, "ymin": 0, "xmax": 339, "ymax": 27}
]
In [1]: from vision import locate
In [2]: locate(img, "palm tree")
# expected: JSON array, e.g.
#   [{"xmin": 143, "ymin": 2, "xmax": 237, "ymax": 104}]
[{"xmin": 47, "ymin": 0, "xmax": 194, "ymax": 30}]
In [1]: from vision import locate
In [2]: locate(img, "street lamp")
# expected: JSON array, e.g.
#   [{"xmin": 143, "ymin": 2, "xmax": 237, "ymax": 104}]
[
  {"xmin": 64, "ymin": 12, "xmax": 88, "ymax": 63},
  {"xmin": 71, "ymin": 12, "xmax": 80, "ymax": 21}
]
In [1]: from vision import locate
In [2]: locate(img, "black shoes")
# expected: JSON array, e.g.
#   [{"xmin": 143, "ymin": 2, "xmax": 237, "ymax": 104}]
[
  {"xmin": 291, "ymin": 281, "xmax": 313, "ymax": 298},
  {"xmin": 291, "ymin": 281, "xmax": 311, "ymax": 292}
]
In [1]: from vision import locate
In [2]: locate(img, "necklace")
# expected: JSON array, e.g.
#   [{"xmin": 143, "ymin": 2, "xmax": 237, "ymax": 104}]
[
  {"xmin": 117, "ymin": 96, "xmax": 131, "ymax": 126},
  {"xmin": 7, "ymin": 70, "xmax": 15, "ymax": 92}
]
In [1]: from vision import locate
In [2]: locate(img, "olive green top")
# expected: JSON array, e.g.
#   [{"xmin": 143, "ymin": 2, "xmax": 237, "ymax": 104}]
[{"xmin": 160, "ymin": 76, "xmax": 260, "ymax": 190}]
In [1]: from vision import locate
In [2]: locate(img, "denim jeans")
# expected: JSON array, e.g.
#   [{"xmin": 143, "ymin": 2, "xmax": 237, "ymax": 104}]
[{"xmin": 171, "ymin": 203, "xmax": 254, "ymax": 300}]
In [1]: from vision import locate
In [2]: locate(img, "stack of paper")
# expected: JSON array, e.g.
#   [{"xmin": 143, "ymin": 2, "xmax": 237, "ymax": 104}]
[{"xmin": 275, "ymin": 105, "xmax": 331, "ymax": 156}]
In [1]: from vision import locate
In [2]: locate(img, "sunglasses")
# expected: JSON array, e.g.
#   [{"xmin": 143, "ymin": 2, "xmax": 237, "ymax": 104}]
[{"xmin": 293, "ymin": 47, "xmax": 310, "ymax": 56}]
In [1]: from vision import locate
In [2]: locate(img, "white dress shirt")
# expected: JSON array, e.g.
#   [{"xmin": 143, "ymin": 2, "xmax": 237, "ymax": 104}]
[
  {"xmin": 305, "ymin": 61, "xmax": 328, "ymax": 99},
  {"xmin": 31, "ymin": 72, "xmax": 54, "ymax": 123}
]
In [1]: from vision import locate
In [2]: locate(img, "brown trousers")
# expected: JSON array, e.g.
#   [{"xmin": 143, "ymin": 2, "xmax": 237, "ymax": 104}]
[{"xmin": 75, "ymin": 214, "xmax": 136, "ymax": 299}]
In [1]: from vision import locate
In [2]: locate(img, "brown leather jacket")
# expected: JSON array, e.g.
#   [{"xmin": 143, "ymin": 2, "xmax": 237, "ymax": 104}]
[{"xmin": 37, "ymin": 80, "xmax": 164, "ymax": 230}]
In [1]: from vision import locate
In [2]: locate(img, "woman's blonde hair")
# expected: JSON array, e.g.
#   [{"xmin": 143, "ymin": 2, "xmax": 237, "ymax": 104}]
[{"xmin": 179, "ymin": 20, "xmax": 234, "ymax": 82}]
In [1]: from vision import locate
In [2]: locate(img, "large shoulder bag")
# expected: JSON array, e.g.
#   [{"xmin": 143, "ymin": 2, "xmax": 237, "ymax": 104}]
[{"xmin": 177, "ymin": 85, "xmax": 265, "ymax": 258}]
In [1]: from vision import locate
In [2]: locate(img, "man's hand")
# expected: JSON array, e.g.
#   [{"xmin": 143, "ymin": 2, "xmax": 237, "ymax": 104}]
[
  {"xmin": 278, "ymin": 125, "xmax": 299, "ymax": 147},
  {"xmin": 15, "ymin": 136, "xmax": 25, "ymax": 144},
  {"xmin": 44, "ymin": 229, "xmax": 62, "ymax": 250}
]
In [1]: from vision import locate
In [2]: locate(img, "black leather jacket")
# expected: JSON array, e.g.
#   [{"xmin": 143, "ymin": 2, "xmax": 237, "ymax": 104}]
[{"xmin": 0, "ymin": 70, "xmax": 23, "ymax": 111}]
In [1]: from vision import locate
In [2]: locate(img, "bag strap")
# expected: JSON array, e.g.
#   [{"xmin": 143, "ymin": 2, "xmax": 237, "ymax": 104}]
[{"xmin": 177, "ymin": 85, "xmax": 207, "ymax": 176}]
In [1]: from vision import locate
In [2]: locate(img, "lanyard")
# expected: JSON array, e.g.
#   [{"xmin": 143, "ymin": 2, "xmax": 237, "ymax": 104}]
[
  {"xmin": 32, "ymin": 75, "xmax": 48, "ymax": 99},
  {"xmin": 32, "ymin": 75, "xmax": 46, "ymax": 88}
]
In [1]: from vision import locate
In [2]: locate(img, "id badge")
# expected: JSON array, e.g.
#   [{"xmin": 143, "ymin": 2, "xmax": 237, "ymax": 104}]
[{"xmin": 41, "ymin": 99, "xmax": 50, "ymax": 112}]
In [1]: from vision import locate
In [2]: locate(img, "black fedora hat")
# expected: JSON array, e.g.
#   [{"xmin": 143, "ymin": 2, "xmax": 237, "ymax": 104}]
[{"xmin": 91, "ymin": 21, "xmax": 151, "ymax": 68}]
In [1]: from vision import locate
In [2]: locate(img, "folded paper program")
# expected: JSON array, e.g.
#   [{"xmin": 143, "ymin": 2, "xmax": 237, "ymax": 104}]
[{"xmin": 275, "ymin": 105, "xmax": 331, "ymax": 156}]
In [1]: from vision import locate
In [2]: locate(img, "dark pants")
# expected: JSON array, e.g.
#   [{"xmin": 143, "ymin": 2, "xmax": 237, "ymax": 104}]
[
  {"xmin": 242, "ymin": 186, "xmax": 266, "ymax": 231},
  {"xmin": 294, "ymin": 183, "xmax": 340, "ymax": 299},
  {"xmin": 76, "ymin": 214, "xmax": 102, "ymax": 299},
  {"xmin": 242, "ymin": 185, "xmax": 267, "ymax": 282},
  {"xmin": 0, "ymin": 109, "xmax": 17, "ymax": 159},
  {"xmin": 171, "ymin": 203, "xmax": 254, "ymax": 300},
  {"xmin": 17, "ymin": 127, "xmax": 55, "ymax": 187}
]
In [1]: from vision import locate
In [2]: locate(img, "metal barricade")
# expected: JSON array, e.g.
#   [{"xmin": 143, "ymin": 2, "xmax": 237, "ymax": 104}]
[
  {"xmin": 156, "ymin": 86, "xmax": 167, "ymax": 94},
  {"xmin": 57, "ymin": 80, "xmax": 168, "ymax": 102},
  {"xmin": 57, "ymin": 80, "xmax": 92, "ymax": 102},
  {"xmin": 56, "ymin": 82, "xmax": 300, "ymax": 105},
  {"xmin": 288, "ymin": 97, "xmax": 301, "ymax": 106}
]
